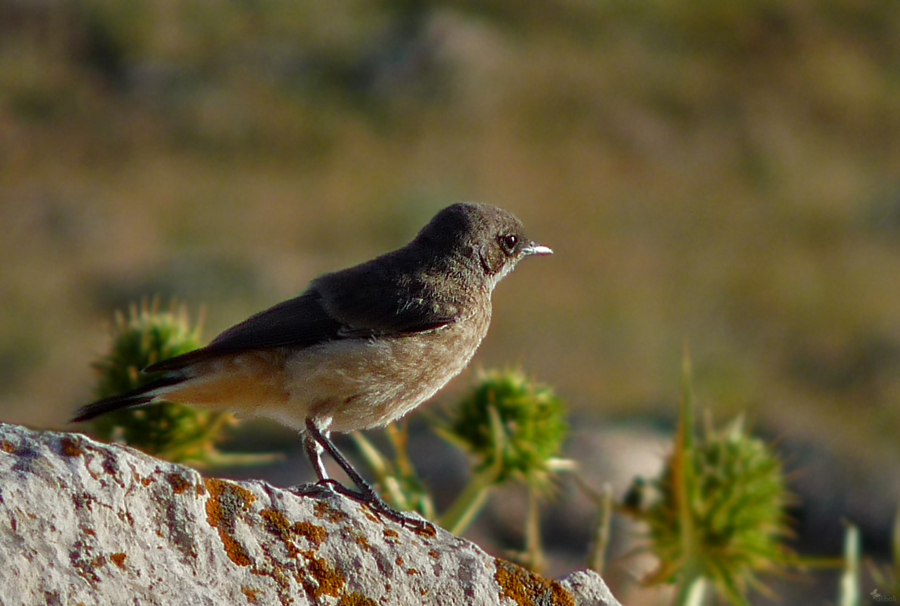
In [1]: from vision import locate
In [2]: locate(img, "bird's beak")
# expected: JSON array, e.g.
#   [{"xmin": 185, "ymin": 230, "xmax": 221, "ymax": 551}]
[{"xmin": 523, "ymin": 242, "xmax": 553, "ymax": 256}]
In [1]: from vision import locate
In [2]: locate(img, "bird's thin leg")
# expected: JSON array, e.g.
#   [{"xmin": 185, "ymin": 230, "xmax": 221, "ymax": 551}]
[
  {"xmin": 303, "ymin": 429, "xmax": 329, "ymax": 481},
  {"xmin": 304, "ymin": 418, "xmax": 381, "ymax": 501},
  {"xmin": 303, "ymin": 417, "xmax": 433, "ymax": 533}
]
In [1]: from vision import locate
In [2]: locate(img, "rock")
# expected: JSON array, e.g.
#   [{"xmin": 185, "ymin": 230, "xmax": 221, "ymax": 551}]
[{"xmin": 0, "ymin": 423, "xmax": 622, "ymax": 606}]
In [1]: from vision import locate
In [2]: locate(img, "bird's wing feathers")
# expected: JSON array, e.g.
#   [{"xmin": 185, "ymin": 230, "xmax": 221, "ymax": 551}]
[
  {"xmin": 312, "ymin": 256, "xmax": 464, "ymax": 336},
  {"xmin": 145, "ymin": 293, "xmax": 343, "ymax": 372},
  {"xmin": 144, "ymin": 263, "xmax": 463, "ymax": 374},
  {"xmin": 208, "ymin": 292, "xmax": 347, "ymax": 350}
]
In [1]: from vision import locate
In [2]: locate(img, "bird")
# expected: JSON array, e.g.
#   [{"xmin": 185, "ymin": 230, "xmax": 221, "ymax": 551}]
[{"xmin": 72, "ymin": 202, "xmax": 552, "ymax": 528}]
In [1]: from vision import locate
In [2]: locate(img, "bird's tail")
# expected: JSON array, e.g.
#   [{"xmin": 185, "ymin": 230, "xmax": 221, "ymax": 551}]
[{"xmin": 71, "ymin": 374, "xmax": 186, "ymax": 423}]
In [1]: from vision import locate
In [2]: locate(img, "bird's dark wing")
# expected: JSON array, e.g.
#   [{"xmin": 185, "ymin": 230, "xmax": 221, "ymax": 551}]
[
  {"xmin": 145, "ymin": 292, "xmax": 345, "ymax": 372},
  {"xmin": 207, "ymin": 292, "xmax": 347, "ymax": 350},
  {"xmin": 311, "ymin": 252, "xmax": 467, "ymax": 337},
  {"xmin": 146, "ymin": 249, "xmax": 470, "ymax": 374}
]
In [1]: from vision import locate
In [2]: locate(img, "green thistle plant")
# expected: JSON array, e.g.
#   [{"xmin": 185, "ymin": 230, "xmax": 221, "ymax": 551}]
[
  {"xmin": 437, "ymin": 367, "xmax": 573, "ymax": 556},
  {"xmin": 90, "ymin": 298, "xmax": 279, "ymax": 468},
  {"xmin": 441, "ymin": 367, "xmax": 569, "ymax": 488},
  {"xmin": 634, "ymin": 353, "xmax": 794, "ymax": 606}
]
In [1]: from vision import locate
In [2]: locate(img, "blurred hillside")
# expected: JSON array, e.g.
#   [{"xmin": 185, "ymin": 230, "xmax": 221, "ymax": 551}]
[{"xmin": 2, "ymin": 0, "xmax": 899, "ymax": 587}]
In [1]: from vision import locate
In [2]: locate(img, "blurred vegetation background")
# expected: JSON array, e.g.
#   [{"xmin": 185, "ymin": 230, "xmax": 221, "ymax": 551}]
[{"xmin": 1, "ymin": 0, "xmax": 899, "ymax": 595}]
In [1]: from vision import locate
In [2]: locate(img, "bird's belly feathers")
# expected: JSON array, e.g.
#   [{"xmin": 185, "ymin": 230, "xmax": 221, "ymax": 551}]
[{"xmin": 279, "ymin": 316, "xmax": 489, "ymax": 432}]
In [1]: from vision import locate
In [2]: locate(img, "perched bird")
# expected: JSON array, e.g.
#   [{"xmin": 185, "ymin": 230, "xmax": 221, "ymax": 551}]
[{"xmin": 72, "ymin": 202, "xmax": 551, "ymax": 528}]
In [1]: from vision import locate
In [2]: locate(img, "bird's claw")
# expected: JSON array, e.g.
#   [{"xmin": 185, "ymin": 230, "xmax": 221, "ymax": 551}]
[{"xmin": 313, "ymin": 479, "xmax": 435, "ymax": 534}]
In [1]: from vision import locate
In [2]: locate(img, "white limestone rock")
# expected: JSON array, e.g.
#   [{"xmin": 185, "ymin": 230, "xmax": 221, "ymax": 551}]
[{"xmin": 0, "ymin": 423, "xmax": 621, "ymax": 606}]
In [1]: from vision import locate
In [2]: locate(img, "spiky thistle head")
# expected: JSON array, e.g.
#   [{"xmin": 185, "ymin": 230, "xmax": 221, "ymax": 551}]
[
  {"xmin": 440, "ymin": 367, "xmax": 569, "ymax": 491},
  {"xmin": 90, "ymin": 298, "xmax": 235, "ymax": 465},
  {"xmin": 640, "ymin": 413, "xmax": 794, "ymax": 602}
]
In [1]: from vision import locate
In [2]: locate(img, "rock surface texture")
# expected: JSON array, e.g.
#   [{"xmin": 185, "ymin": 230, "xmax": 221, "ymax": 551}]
[{"xmin": 0, "ymin": 423, "xmax": 621, "ymax": 606}]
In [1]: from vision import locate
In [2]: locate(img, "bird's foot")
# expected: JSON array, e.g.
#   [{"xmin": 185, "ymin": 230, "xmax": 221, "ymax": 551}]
[
  {"xmin": 286, "ymin": 482, "xmax": 332, "ymax": 498},
  {"xmin": 314, "ymin": 479, "xmax": 436, "ymax": 535}
]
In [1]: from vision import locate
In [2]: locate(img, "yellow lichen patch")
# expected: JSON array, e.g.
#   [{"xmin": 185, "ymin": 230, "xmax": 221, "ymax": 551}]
[
  {"xmin": 494, "ymin": 558, "xmax": 574, "ymax": 606},
  {"xmin": 204, "ymin": 478, "xmax": 257, "ymax": 567},
  {"xmin": 109, "ymin": 553, "xmax": 127, "ymax": 569},
  {"xmin": 60, "ymin": 436, "xmax": 85, "ymax": 457}
]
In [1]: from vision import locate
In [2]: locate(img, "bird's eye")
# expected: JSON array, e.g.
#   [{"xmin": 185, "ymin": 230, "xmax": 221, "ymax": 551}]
[{"xmin": 499, "ymin": 234, "xmax": 518, "ymax": 252}]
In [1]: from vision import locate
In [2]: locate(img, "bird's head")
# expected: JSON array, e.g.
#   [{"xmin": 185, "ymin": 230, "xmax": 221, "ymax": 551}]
[{"xmin": 416, "ymin": 203, "xmax": 552, "ymax": 290}]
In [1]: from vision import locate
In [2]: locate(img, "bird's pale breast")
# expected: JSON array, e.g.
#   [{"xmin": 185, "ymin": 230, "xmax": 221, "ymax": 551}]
[{"xmin": 278, "ymin": 308, "xmax": 491, "ymax": 432}]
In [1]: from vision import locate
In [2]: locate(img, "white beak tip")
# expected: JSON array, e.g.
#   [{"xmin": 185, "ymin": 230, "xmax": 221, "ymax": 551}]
[{"xmin": 525, "ymin": 243, "xmax": 553, "ymax": 256}]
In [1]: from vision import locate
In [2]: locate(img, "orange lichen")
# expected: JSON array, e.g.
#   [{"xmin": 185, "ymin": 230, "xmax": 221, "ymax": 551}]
[
  {"xmin": 261, "ymin": 509, "xmax": 301, "ymax": 559},
  {"xmin": 109, "ymin": 553, "xmax": 127, "ymax": 569},
  {"xmin": 241, "ymin": 585, "xmax": 263, "ymax": 604},
  {"xmin": 261, "ymin": 508, "xmax": 290, "ymax": 529},
  {"xmin": 382, "ymin": 529, "xmax": 400, "ymax": 545},
  {"xmin": 133, "ymin": 472, "xmax": 154, "ymax": 487},
  {"xmin": 494, "ymin": 558, "xmax": 574, "ymax": 606},
  {"xmin": 1, "ymin": 440, "xmax": 17, "ymax": 454},
  {"xmin": 167, "ymin": 472, "xmax": 194, "ymax": 494},
  {"xmin": 337, "ymin": 594, "xmax": 379, "ymax": 606},
  {"xmin": 301, "ymin": 553, "xmax": 346, "ymax": 599},
  {"xmin": 204, "ymin": 478, "xmax": 257, "ymax": 567},
  {"xmin": 314, "ymin": 500, "xmax": 347, "ymax": 523},
  {"xmin": 292, "ymin": 520, "xmax": 327, "ymax": 548},
  {"xmin": 413, "ymin": 522, "xmax": 437, "ymax": 538},
  {"xmin": 354, "ymin": 534, "xmax": 371, "ymax": 551},
  {"xmin": 60, "ymin": 436, "xmax": 85, "ymax": 457},
  {"xmin": 360, "ymin": 510, "xmax": 381, "ymax": 525}
]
